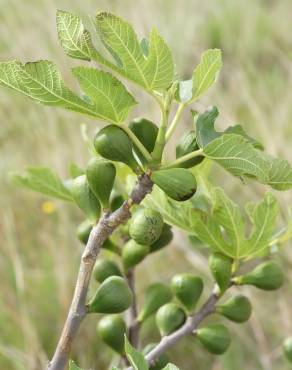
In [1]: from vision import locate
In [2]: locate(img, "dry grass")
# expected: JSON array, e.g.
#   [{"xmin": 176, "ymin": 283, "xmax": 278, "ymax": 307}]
[{"xmin": 1, "ymin": 0, "xmax": 292, "ymax": 369}]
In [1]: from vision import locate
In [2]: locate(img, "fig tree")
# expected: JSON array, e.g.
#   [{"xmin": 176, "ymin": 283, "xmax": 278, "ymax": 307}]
[
  {"xmin": 149, "ymin": 224, "xmax": 173, "ymax": 253},
  {"xmin": 129, "ymin": 118, "xmax": 158, "ymax": 164},
  {"xmin": 176, "ymin": 130, "xmax": 204, "ymax": 168},
  {"xmin": 138, "ymin": 283, "xmax": 173, "ymax": 322},
  {"xmin": 234, "ymin": 261, "xmax": 284, "ymax": 291},
  {"xmin": 93, "ymin": 258, "xmax": 122, "ymax": 283},
  {"xmin": 97, "ymin": 315, "xmax": 127, "ymax": 354},
  {"xmin": 209, "ymin": 252, "xmax": 233, "ymax": 293},
  {"xmin": 197, "ymin": 324, "xmax": 231, "ymax": 355},
  {"xmin": 156, "ymin": 303, "xmax": 186, "ymax": 336},
  {"xmin": 87, "ymin": 276, "xmax": 132, "ymax": 314},
  {"xmin": 129, "ymin": 208, "xmax": 164, "ymax": 245},
  {"xmin": 171, "ymin": 274, "xmax": 203, "ymax": 311},
  {"xmin": 76, "ymin": 219, "xmax": 93, "ymax": 244},
  {"xmin": 71, "ymin": 175, "xmax": 101, "ymax": 222},
  {"xmin": 122, "ymin": 239, "xmax": 149, "ymax": 270},
  {"xmin": 216, "ymin": 295, "xmax": 252, "ymax": 323},
  {"xmin": 94, "ymin": 125, "xmax": 137, "ymax": 170},
  {"xmin": 86, "ymin": 158, "xmax": 116, "ymax": 210},
  {"xmin": 151, "ymin": 168, "xmax": 197, "ymax": 201}
]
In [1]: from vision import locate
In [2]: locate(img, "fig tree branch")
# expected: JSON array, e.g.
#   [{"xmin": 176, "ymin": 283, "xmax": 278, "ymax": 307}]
[
  {"xmin": 127, "ymin": 291, "xmax": 219, "ymax": 370},
  {"xmin": 47, "ymin": 173, "xmax": 153, "ymax": 370}
]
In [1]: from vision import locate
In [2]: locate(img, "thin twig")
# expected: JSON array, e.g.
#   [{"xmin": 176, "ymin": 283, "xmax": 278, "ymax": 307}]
[
  {"xmin": 127, "ymin": 292, "xmax": 219, "ymax": 370},
  {"xmin": 126, "ymin": 269, "xmax": 140, "ymax": 348},
  {"xmin": 47, "ymin": 174, "xmax": 153, "ymax": 370}
]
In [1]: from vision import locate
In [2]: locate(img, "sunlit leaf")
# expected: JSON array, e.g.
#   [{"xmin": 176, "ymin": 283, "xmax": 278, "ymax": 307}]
[
  {"xmin": 11, "ymin": 167, "xmax": 72, "ymax": 201},
  {"xmin": 192, "ymin": 49, "xmax": 222, "ymax": 100},
  {"xmin": 203, "ymin": 134, "xmax": 270, "ymax": 182},
  {"xmin": 72, "ymin": 67, "xmax": 137, "ymax": 123}
]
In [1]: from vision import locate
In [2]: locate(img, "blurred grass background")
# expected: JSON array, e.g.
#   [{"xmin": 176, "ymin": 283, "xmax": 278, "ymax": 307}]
[{"xmin": 1, "ymin": 0, "xmax": 292, "ymax": 369}]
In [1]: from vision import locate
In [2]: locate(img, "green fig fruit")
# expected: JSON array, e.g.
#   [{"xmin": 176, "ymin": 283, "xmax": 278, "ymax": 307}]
[
  {"xmin": 86, "ymin": 158, "xmax": 116, "ymax": 210},
  {"xmin": 176, "ymin": 130, "xmax": 204, "ymax": 168},
  {"xmin": 93, "ymin": 258, "xmax": 122, "ymax": 283},
  {"xmin": 129, "ymin": 118, "xmax": 158, "ymax": 164},
  {"xmin": 94, "ymin": 125, "xmax": 137, "ymax": 170},
  {"xmin": 149, "ymin": 224, "xmax": 173, "ymax": 253},
  {"xmin": 122, "ymin": 239, "xmax": 150, "ymax": 270},
  {"xmin": 283, "ymin": 337, "xmax": 292, "ymax": 363},
  {"xmin": 110, "ymin": 194, "xmax": 125, "ymax": 211},
  {"xmin": 129, "ymin": 208, "xmax": 164, "ymax": 245},
  {"xmin": 97, "ymin": 315, "xmax": 127, "ymax": 354},
  {"xmin": 216, "ymin": 295, "xmax": 252, "ymax": 323},
  {"xmin": 71, "ymin": 175, "xmax": 101, "ymax": 222},
  {"xmin": 102, "ymin": 238, "xmax": 121, "ymax": 255},
  {"xmin": 143, "ymin": 343, "xmax": 169, "ymax": 370},
  {"xmin": 209, "ymin": 253, "xmax": 233, "ymax": 293},
  {"xmin": 156, "ymin": 303, "xmax": 186, "ymax": 336},
  {"xmin": 171, "ymin": 274, "xmax": 203, "ymax": 311},
  {"xmin": 138, "ymin": 283, "xmax": 173, "ymax": 322},
  {"xmin": 197, "ymin": 324, "xmax": 231, "ymax": 355},
  {"xmin": 76, "ymin": 219, "xmax": 93, "ymax": 244},
  {"xmin": 151, "ymin": 169, "xmax": 197, "ymax": 201},
  {"xmin": 234, "ymin": 261, "xmax": 284, "ymax": 291},
  {"xmin": 87, "ymin": 276, "xmax": 132, "ymax": 314}
]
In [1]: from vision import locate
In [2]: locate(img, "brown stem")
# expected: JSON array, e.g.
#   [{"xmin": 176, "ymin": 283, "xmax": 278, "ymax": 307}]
[
  {"xmin": 127, "ymin": 291, "xmax": 219, "ymax": 370},
  {"xmin": 47, "ymin": 174, "xmax": 153, "ymax": 370},
  {"xmin": 126, "ymin": 269, "xmax": 140, "ymax": 348}
]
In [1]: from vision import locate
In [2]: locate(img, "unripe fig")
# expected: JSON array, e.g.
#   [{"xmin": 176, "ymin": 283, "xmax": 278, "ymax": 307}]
[
  {"xmin": 86, "ymin": 158, "xmax": 116, "ymax": 210},
  {"xmin": 102, "ymin": 238, "xmax": 121, "ymax": 255},
  {"xmin": 129, "ymin": 208, "xmax": 164, "ymax": 245},
  {"xmin": 122, "ymin": 239, "xmax": 149, "ymax": 270},
  {"xmin": 94, "ymin": 125, "xmax": 137, "ymax": 170},
  {"xmin": 93, "ymin": 258, "xmax": 122, "ymax": 283},
  {"xmin": 87, "ymin": 276, "xmax": 132, "ymax": 314},
  {"xmin": 138, "ymin": 283, "xmax": 173, "ymax": 322},
  {"xmin": 71, "ymin": 175, "xmax": 101, "ymax": 222},
  {"xmin": 234, "ymin": 261, "xmax": 284, "ymax": 291},
  {"xmin": 209, "ymin": 253, "xmax": 233, "ymax": 293},
  {"xmin": 110, "ymin": 194, "xmax": 125, "ymax": 211},
  {"xmin": 216, "ymin": 295, "xmax": 252, "ymax": 323},
  {"xmin": 176, "ymin": 131, "xmax": 204, "ymax": 168},
  {"xmin": 197, "ymin": 324, "xmax": 231, "ymax": 355},
  {"xmin": 76, "ymin": 219, "xmax": 93, "ymax": 244},
  {"xmin": 143, "ymin": 343, "xmax": 169, "ymax": 370},
  {"xmin": 97, "ymin": 315, "xmax": 127, "ymax": 354},
  {"xmin": 149, "ymin": 224, "xmax": 173, "ymax": 253},
  {"xmin": 283, "ymin": 337, "xmax": 292, "ymax": 363},
  {"xmin": 129, "ymin": 118, "xmax": 158, "ymax": 163},
  {"xmin": 171, "ymin": 274, "xmax": 203, "ymax": 311},
  {"xmin": 151, "ymin": 169, "xmax": 197, "ymax": 201},
  {"xmin": 156, "ymin": 303, "xmax": 186, "ymax": 336}
]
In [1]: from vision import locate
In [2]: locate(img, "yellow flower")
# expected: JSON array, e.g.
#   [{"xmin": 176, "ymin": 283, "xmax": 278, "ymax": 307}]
[{"xmin": 41, "ymin": 201, "xmax": 56, "ymax": 214}]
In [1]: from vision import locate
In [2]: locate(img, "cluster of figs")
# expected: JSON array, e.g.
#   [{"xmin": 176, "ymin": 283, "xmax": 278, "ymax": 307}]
[
  {"xmin": 87, "ymin": 252, "xmax": 283, "ymax": 361},
  {"xmin": 68, "ymin": 118, "xmax": 284, "ymax": 364}
]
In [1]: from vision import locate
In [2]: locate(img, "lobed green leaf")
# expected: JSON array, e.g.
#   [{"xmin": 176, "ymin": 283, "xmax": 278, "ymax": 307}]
[
  {"xmin": 203, "ymin": 134, "xmax": 270, "ymax": 182},
  {"xmin": 57, "ymin": 10, "xmax": 174, "ymax": 92},
  {"xmin": 11, "ymin": 167, "xmax": 72, "ymax": 201},
  {"xmin": 72, "ymin": 67, "xmax": 136, "ymax": 123},
  {"xmin": 0, "ymin": 60, "xmax": 135, "ymax": 123},
  {"xmin": 192, "ymin": 49, "xmax": 222, "ymax": 100},
  {"xmin": 244, "ymin": 192, "xmax": 278, "ymax": 258}
]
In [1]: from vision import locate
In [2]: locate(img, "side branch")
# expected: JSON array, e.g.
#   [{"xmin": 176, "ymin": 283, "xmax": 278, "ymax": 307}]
[
  {"xmin": 127, "ymin": 292, "xmax": 219, "ymax": 369},
  {"xmin": 48, "ymin": 174, "xmax": 153, "ymax": 370}
]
